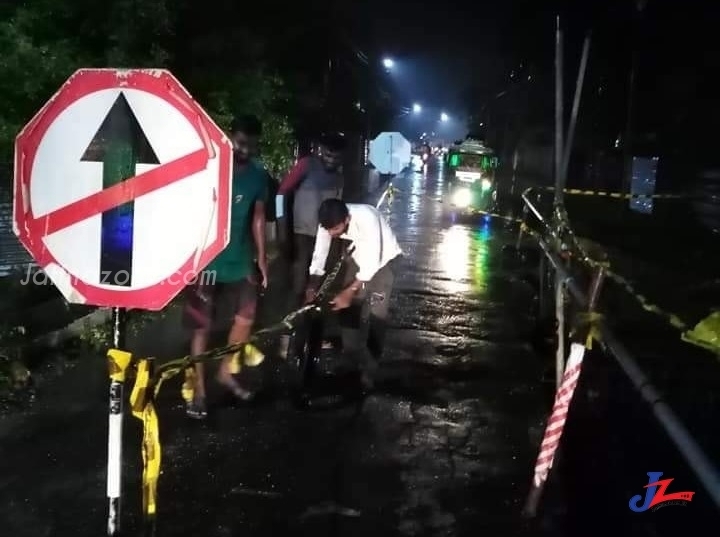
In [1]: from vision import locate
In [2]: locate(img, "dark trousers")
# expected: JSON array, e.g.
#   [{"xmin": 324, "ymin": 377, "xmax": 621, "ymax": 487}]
[
  {"xmin": 338, "ymin": 258, "xmax": 397, "ymax": 376},
  {"xmin": 292, "ymin": 233, "xmax": 316, "ymax": 305}
]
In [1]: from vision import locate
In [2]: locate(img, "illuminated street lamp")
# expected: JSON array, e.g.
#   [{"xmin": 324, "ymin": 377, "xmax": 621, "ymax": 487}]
[
  {"xmin": 382, "ymin": 57, "xmax": 394, "ymax": 69},
  {"xmin": 413, "ymin": 103, "xmax": 422, "ymax": 113},
  {"xmin": 440, "ymin": 112, "xmax": 449, "ymax": 122}
]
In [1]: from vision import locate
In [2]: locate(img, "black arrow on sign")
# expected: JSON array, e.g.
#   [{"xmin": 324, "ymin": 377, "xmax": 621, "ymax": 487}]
[{"xmin": 81, "ymin": 92, "xmax": 159, "ymax": 288}]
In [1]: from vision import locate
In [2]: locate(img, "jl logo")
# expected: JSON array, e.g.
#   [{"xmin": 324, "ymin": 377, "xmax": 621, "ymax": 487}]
[
  {"xmin": 234, "ymin": 194, "xmax": 243, "ymax": 204},
  {"xmin": 629, "ymin": 472, "xmax": 695, "ymax": 512}
]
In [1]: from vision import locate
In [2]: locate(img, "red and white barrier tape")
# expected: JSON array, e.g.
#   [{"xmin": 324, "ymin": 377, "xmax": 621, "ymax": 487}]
[{"xmin": 532, "ymin": 342, "xmax": 586, "ymax": 487}]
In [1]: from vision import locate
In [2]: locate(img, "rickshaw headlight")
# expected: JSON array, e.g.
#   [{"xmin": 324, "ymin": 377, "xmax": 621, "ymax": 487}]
[{"xmin": 452, "ymin": 188, "xmax": 472, "ymax": 207}]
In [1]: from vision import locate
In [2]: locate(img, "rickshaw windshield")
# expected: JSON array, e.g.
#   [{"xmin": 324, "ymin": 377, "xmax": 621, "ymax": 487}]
[{"xmin": 449, "ymin": 152, "xmax": 498, "ymax": 171}]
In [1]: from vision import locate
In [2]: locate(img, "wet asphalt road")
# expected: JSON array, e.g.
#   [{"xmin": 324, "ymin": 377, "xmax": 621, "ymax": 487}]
[
  {"xmin": 0, "ymin": 161, "xmax": 549, "ymax": 537},
  {"xmin": 1, "ymin": 160, "xmax": 716, "ymax": 535}
]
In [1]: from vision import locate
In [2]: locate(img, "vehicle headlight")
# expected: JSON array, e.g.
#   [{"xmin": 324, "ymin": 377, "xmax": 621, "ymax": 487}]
[
  {"xmin": 452, "ymin": 188, "xmax": 472, "ymax": 207},
  {"xmin": 481, "ymin": 179, "xmax": 492, "ymax": 191}
]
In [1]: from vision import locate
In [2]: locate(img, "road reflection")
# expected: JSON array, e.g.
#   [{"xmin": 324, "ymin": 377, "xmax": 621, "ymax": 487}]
[{"xmin": 436, "ymin": 219, "xmax": 491, "ymax": 294}]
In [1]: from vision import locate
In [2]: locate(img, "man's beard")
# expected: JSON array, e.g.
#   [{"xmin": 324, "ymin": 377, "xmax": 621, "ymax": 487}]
[{"xmin": 234, "ymin": 152, "xmax": 249, "ymax": 165}]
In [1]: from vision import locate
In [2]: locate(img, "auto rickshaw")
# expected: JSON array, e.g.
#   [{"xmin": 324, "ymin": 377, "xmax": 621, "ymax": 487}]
[{"xmin": 443, "ymin": 138, "xmax": 499, "ymax": 217}]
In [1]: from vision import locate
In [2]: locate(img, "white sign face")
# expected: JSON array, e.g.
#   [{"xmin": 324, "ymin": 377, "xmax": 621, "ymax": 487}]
[
  {"xmin": 30, "ymin": 88, "xmax": 222, "ymax": 290},
  {"xmin": 368, "ymin": 132, "xmax": 411, "ymax": 175}
]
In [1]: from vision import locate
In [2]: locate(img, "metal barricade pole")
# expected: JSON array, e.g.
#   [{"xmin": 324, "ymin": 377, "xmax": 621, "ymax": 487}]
[
  {"xmin": 535, "ymin": 237, "xmax": 720, "ymax": 510},
  {"xmin": 538, "ymin": 255, "xmax": 546, "ymax": 318},
  {"xmin": 554, "ymin": 275, "xmax": 565, "ymax": 388},
  {"xmin": 107, "ymin": 307, "xmax": 129, "ymax": 536},
  {"xmin": 524, "ymin": 264, "xmax": 607, "ymax": 517}
]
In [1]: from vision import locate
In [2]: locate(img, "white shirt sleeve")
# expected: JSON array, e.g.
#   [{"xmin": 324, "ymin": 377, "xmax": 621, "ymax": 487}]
[
  {"xmin": 354, "ymin": 214, "xmax": 383, "ymax": 282},
  {"xmin": 308, "ymin": 225, "xmax": 332, "ymax": 276}
]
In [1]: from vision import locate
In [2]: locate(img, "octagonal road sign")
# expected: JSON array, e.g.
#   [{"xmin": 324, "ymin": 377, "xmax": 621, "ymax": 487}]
[
  {"xmin": 13, "ymin": 69, "xmax": 233, "ymax": 310},
  {"xmin": 368, "ymin": 131, "xmax": 411, "ymax": 175}
]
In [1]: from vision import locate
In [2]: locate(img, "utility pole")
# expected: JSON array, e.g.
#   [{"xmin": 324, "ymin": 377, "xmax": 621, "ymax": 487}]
[{"xmin": 621, "ymin": 0, "xmax": 649, "ymax": 196}]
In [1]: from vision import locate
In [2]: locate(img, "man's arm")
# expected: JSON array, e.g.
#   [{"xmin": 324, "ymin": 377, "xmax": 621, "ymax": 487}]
[
  {"xmin": 252, "ymin": 200, "xmax": 267, "ymax": 263},
  {"xmin": 307, "ymin": 225, "xmax": 332, "ymax": 284},
  {"xmin": 337, "ymin": 172, "xmax": 344, "ymax": 199},
  {"xmin": 341, "ymin": 213, "xmax": 383, "ymax": 297},
  {"xmin": 277, "ymin": 157, "xmax": 310, "ymax": 195}
]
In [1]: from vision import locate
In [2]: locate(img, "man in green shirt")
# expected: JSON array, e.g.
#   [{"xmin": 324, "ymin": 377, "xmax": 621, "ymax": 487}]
[{"xmin": 182, "ymin": 116, "xmax": 270, "ymax": 419}]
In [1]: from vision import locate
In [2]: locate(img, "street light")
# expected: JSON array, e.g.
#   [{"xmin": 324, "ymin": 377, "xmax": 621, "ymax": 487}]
[
  {"xmin": 382, "ymin": 57, "xmax": 394, "ymax": 69},
  {"xmin": 440, "ymin": 112, "xmax": 449, "ymax": 122},
  {"xmin": 413, "ymin": 103, "xmax": 422, "ymax": 114}
]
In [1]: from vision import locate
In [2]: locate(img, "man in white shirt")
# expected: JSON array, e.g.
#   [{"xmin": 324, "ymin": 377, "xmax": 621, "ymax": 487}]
[{"xmin": 305, "ymin": 199, "xmax": 402, "ymax": 390}]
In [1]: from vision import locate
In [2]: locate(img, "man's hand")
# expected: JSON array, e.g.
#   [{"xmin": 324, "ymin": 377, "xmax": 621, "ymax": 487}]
[
  {"xmin": 330, "ymin": 288, "xmax": 354, "ymax": 311},
  {"xmin": 257, "ymin": 257, "xmax": 269, "ymax": 288}
]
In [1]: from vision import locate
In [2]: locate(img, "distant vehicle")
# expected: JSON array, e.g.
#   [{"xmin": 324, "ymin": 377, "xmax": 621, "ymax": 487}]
[{"xmin": 443, "ymin": 138, "xmax": 499, "ymax": 216}]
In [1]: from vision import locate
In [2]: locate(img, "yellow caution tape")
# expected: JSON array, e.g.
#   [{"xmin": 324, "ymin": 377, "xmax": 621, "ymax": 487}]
[
  {"xmin": 681, "ymin": 311, "xmax": 720, "ymax": 355},
  {"xmin": 180, "ymin": 367, "xmax": 195, "ymax": 404},
  {"xmin": 542, "ymin": 187, "xmax": 684, "ymax": 200},
  {"xmin": 496, "ymin": 188, "xmax": 709, "ymax": 352},
  {"xmin": 587, "ymin": 265, "xmax": 689, "ymax": 332},
  {"xmin": 518, "ymin": 197, "xmax": 694, "ymax": 341},
  {"xmin": 123, "ymin": 188, "xmax": 387, "ymax": 524},
  {"xmin": 107, "ymin": 349, "xmax": 132, "ymax": 382},
  {"xmin": 551, "ymin": 206, "xmax": 690, "ymax": 332},
  {"xmin": 129, "ymin": 357, "xmax": 161, "ymax": 518},
  {"xmin": 572, "ymin": 312, "xmax": 603, "ymax": 350},
  {"xmin": 182, "ymin": 343, "xmax": 265, "ymax": 401}
]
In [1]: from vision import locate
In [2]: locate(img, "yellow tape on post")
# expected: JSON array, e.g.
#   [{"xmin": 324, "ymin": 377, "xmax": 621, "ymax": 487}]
[
  {"xmin": 182, "ymin": 343, "xmax": 265, "ymax": 400},
  {"xmin": 107, "ymin": 349, "xmax": 132, "ymax": 382},
  {"xmin": 681, "ymin": 311, "xmax": 720, "ymax": 355},
  {"xmin": 225, "ymin": 343, "xmax": 266, "ymax": 374},
  {"xmin": 575, "ymin": 312, "xmax": 603, "ymax": 350},
  {"xmin": 130, "ymin": 358, "xmax": 161, "ymax": 518},
  {"xmin": 106, "ymin": 348, "xmax": 132, "ymax": 535}
]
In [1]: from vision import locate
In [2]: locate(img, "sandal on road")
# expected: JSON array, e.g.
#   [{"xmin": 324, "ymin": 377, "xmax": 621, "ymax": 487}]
[
  {"xmin": 186, "ymin": 397, "xmax": 207, "ymax": 420},
  {"xmin": 217, "ymin": 374, "xmax": 256, "ymax": 402}
]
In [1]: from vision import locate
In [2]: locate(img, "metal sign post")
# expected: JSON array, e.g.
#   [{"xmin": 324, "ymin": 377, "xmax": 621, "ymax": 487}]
[{"xmin": 13, "ymin": 68, "xmax": 234, "ymax": 534}]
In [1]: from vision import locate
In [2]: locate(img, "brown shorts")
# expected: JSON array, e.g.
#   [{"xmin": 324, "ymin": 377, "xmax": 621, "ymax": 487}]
[{"xmin": 182, "ymin": 275, "xmax": 258, "ymax": 331}]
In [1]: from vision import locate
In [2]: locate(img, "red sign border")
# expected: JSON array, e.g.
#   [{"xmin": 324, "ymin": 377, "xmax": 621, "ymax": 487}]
[{"xmin": 13, "ymin": 69, "xmax": 232, "ymax": 310}]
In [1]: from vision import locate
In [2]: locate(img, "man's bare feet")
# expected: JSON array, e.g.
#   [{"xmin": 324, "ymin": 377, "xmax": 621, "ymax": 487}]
[
  {"xmin": 217, "ymin": 368, "xmax": 255, "ymax": 401},
  {"xmin": 186, "ymin": 396, "xmax": 207, "ymax": 419}
]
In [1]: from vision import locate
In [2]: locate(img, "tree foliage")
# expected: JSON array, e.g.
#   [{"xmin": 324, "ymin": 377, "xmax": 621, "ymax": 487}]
[
  {"xmin": 0, "ymin": 0, "xmax": 296, "ymax": 178},
  {"xmin": 0, "ymin": 10, "xmax": 76, "ymax": 169}
]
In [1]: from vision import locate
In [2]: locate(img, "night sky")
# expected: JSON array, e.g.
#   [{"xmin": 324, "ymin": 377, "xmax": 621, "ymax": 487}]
[{"xmin": 344, "ymin": 0, "xmax": 717, "ymax": 148}]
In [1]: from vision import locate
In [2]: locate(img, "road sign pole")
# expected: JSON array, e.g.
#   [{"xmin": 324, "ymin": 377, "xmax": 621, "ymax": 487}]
[
  {"xmin": 390, "ymin": 135, "xmax": 394, "ymax": 175},
  {"xmin": 107, "ymin": 307, "xmax": 127, "ymax": 536}
]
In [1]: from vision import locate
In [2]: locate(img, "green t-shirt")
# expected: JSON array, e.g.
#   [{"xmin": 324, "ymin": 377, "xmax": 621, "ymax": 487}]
[{"xmin": 207, "ymin": 161, "xmax": 269, "ymax": 282}]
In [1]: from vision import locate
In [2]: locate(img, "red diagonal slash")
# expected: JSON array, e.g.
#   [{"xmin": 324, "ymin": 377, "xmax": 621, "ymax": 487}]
[{"xmin": 29, "ymin": 148, "xmax": 208, "ymax": 237}]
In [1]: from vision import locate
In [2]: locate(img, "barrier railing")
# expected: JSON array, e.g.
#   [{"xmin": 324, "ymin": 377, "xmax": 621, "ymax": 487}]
[{"xmin": 518, "ymin": 192, "xmax": 720, "ymax": 515}]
